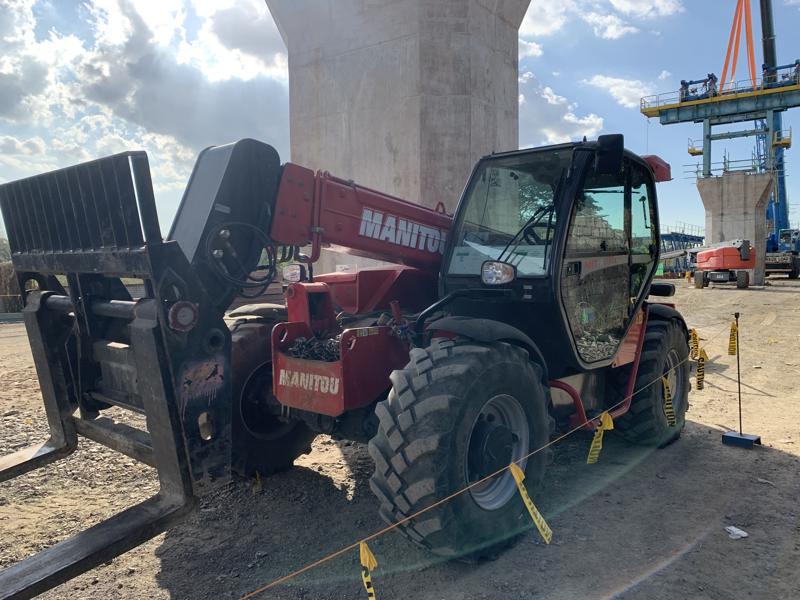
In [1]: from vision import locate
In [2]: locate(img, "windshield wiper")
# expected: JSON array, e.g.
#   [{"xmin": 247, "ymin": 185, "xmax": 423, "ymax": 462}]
[{"xmin": 497, "ymin": 170, "xmax": 566, "ymax": 264}]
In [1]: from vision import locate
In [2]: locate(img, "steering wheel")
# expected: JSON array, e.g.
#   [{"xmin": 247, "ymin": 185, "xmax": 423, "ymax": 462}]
[{"xmin": 523, "ymin": 226, "xmax": 544, "ymax": 245}]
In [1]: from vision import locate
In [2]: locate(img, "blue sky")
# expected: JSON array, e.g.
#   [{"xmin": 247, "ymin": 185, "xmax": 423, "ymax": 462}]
[
  {"xmin": 1, "ymin": 0, "xmax": 800, "ymax": 236},
  {"xmin": 517, "ymin": 0, "xmax": 800, "ymax": 230}
]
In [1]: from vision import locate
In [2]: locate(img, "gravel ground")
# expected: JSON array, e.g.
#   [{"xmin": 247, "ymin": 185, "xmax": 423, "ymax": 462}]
[{"xmin": 1, "ymin": 280, "xmax": 799, "ymax": 599}]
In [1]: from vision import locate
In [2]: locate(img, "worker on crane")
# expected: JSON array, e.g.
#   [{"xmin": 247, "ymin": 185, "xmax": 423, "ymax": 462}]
[
  {"xmin": 794, "ymin": 60, "xmax": 800, "ymax": 85},
  {"xmin": 679, "ymin": 80, "xmax": 690, "ymax": 102},
  {"xmin": 706, "ymin": 73, "xmax": 719, "ymax": 97}
]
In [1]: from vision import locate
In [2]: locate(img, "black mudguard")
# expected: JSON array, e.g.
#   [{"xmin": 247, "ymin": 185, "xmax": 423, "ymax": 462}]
[{"xmin": 427, "ymin": 316, "xmax": 550, "ymax": 382}]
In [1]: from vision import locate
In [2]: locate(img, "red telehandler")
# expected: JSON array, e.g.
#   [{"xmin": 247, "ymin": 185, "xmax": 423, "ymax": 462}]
[{"xmin": 0, "ymin": 135, "xmax": 688, "ymax": 598}]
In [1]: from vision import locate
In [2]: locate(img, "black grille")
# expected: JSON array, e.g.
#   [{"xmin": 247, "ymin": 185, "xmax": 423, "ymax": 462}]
[{"xmin": 0, "ymin": 152, "xmax": 162, "ymax": 274}]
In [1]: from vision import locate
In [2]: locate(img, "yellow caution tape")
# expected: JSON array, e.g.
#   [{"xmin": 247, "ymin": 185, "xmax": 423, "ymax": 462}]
[
  {"xmin": 509, "ymin": 463, "xmax": 552, "ymax": 544},
  {"xmin": 728, "ymin": 322, "xmax": 738, "ymax": 356},
  {"xmin": 586, "ymin": 412, "xmax": 614, "ymax": 465},
  {"xmin": 662, "ymin": 377, "xmax": 676, "ymax": 426},
  {"xmin": 696, "ymin": 348, "xmax": 707, "ymax": 390},
  {"xmin": 689, "ymin": 328, "xmax": 699, "ymax": 360},
  {"xmin": 359, "ymin": 542, "xmax": 378, "ymax": 600}
]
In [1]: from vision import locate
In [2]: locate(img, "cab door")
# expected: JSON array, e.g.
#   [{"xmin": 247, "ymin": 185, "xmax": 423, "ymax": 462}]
[
  {"xmin": 559, "ymin": 162, "xmax": 632, "ymax": 364},
  {"xmin": 629, "ymin": 160, "xmax": 659, "ymax": 305}
]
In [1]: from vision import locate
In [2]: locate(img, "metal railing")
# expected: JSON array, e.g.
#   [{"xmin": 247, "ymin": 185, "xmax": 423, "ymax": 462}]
[
  {"xmin": 661, "ymin": 222, "xmax": 705, "ymax": 238},
  {"xmin": 641, "ymin": 67, "xmax": 800, "ymax": 113},
  {"xmin": 682, "ymin": 156, "xmax": 788, "ymax": 180}
]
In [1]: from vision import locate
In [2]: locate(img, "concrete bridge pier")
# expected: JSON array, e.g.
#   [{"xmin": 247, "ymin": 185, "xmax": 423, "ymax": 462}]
[
  {"xmin": 266, "ymin": 0, "xmax": 531, "ymax": 272},
  {"xmin": 697, "ymin": 172, "xmax": 773, "ymax": 285}
]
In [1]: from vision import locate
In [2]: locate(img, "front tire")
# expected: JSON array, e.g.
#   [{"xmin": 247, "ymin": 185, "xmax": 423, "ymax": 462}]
[
  {"xmin": 368, "ymin": 338, "xmax": 553, "ymax": 558},
  {"xmin": 615, "ymin": 318, "xmax": 690, "ymax": 447},
  {"xmin": 229, "ymin": 320, "xmax": 317, "ymax": 477}
]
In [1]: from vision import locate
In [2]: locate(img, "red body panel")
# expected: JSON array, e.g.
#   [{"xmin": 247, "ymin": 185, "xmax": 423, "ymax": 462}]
[
  {"xmin": 642, "ymin": 155, "xmax": 672, "ymax": 182},
  {"xmin": 270, "ymin": 163, "xmax": 452, "ymax": 272},
  {"xmin": 285, "ymin": 282, "xmax": 338, "ymax": 332},
  {"xmin": 612, "ymin": 306, "xmax": 645, "ymax": 368},
  {"xmin": 315, "ymin": 266, "xmax": 437, "ymax": 314},
  {"xmin": 696, "ymin": 246, "xmax": 756, "ymax": 271},
  {"xmin": 274, "ymin": 281, "xmax": 411, "ymax": 416},
  {"xmin": 272, "ymin": 322, "xmax": 409, "ymax": 416}
]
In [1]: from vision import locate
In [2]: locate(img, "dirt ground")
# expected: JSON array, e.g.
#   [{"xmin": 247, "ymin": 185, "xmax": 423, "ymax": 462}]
[{"xmin": 1, "ymin": 281, "xmax": 799, "ymax": 600}]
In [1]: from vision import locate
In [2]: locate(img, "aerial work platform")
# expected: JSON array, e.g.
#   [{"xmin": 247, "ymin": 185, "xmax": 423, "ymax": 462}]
[{"xmin": 641, "ymin": 79, "xmax": 800, "ymax": 124}]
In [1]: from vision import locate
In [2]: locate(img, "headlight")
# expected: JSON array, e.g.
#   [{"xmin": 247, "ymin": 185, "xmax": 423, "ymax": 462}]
[{"xmin": 481, "ymin": 261, "xmax": 516, "ymax": 286}]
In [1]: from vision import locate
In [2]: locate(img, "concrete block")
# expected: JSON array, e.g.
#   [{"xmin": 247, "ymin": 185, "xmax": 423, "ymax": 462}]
[{"xmin": 697, "ymin": 172, "xmax": 772, "ymax": 285}]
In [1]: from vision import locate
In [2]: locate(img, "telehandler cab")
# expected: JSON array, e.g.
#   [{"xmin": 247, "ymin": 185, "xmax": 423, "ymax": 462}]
[{"xmin": 0, "ymin": 134, "xmax": 688, "ymax": 598}]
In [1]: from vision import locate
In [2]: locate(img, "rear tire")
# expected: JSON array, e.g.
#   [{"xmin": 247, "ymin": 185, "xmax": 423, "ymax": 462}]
[
  {"xmin": 615, "ymin": 318, "xmax": 690, "ymax": 447},
  {"xmin": 736, "ymin": 271, "xmax": 750, "ymax": 289},
  {"xmin": 693, "ymin": 272, "xmax": 704, "ymax": 289},
  {"xmin": 229, "ymin": 320, "xmax": 316, "ymax": 477},
  {"xmin": 368, "ymin": 338, "xmax": 553, "ymax": 559}
]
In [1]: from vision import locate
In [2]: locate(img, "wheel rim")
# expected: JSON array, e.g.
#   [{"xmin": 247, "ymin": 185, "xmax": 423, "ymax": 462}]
[
  {"xmin": 664, "ymin": 349, "xmax": 686, "ymax": 415},
  {"xmin": 466, "ymin": 394, "xmax": 530, "ymax": 511}
]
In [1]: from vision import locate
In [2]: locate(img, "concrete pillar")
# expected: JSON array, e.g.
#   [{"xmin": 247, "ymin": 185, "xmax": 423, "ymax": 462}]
[
  {"xmin": 697, "ymin": 172, "xmax": 773, "ymax": 285},
  {"xmin": 266, "ymin": 0, "xmax": 530, "ymax": 272}
]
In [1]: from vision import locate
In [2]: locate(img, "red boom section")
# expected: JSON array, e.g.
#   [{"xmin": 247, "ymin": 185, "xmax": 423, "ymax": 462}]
[
  {"xmin": 697, "ymin": 245, "xmax": 756, "ymax": 271},
  {"xmin": 269, "ymin": 164, "xmax": 451, "ymax": 416},
  {"xmin": 270, "ymin": 163, "xmax": 452, "ymax": 272}
]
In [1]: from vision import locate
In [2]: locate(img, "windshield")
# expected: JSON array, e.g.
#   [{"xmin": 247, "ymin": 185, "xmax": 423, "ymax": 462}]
[{"xmin": 446, "ymin": 150, "xmax": 571, "ymax": 277}]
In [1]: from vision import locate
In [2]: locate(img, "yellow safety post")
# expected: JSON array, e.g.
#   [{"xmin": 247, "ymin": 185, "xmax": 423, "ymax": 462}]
[
  {"xmin": 662, "ymin": 377, "xmax": 676, "ymax": 427},
  {"xmin": 509, "ymin": 463, "xmax": 552, "ymax": 544},
  {"xmin": 728, "ymin": 321, "xmax": 738, "ymax": 356},
  {"xmin": 586, "ymin": 412, "xmax": 614, "ymax": 465},
  {"xmin": 696, "ymin": 348, "xmax": 708, "ymax": 390},
  {"xmin": 689, "ymin": 328, "xmax": 699, "ymax": 360},
  {"xmin": 359, "ymin": 542, "xmax": 378, "ymax": 600}
]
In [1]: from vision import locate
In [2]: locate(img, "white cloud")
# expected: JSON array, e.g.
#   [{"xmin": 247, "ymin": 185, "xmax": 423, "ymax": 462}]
[
  {"xmin": 609, "ymin": 0, "xmax": 684, "ymax": 18},
  {"xmin": 0, "ymin": 135, "xmax": 46, "ymax": 155},
  {"xmin": 0, "ymin": 0, "xmax": 291, "ymax": 229},
  {"xmin": 520, "ymin": 2, "xmax": 573, "ymax": 37},
  {"xmin": 658, "ymin": 69, "xmax": 672, "ymax": 80},
  {"xmin": 519, "ymin": 0, "xmax": 682, "ymax": 43},
  {"xmin": 582, "ymin": 12, "xmax": 639, "ymax": 39},
  {"xmin": 519, "ymin": 72, "xmax": 604, "ymax": 145},
  {"xmin": 584, "ymin": 75, "xmax": 655, "ymax": 108},
  {"xmin": 176, "ymin": 0, "xmax": 288, "ymax": 82},
  {"xmin": 519, "ymin": 39, "xmax": 543, "ymax": 59},
  {"xmin": 541, "ymin": 87, "xmax": 567, "ymax": 105}
]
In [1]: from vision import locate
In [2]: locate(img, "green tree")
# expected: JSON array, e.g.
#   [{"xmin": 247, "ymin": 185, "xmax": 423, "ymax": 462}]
[{"xmin": 0, "ymin": 237, "xmax": 10, "ymax": 262}]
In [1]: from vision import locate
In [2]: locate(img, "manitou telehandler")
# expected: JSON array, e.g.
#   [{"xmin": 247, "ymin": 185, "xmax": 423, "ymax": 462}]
[{"xmin": 0, "ymin": 135, "xmax": 689, "ymax": 598}]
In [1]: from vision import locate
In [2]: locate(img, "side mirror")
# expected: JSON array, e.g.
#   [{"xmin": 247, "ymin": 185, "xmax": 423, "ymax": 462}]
[
  {"xmin": 596, "ymin": 134, "xmax": 624, "ymax": 175},
  {"xmin": 481, "ymin": 261, "xmax": 516, "ymax": 286}
]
